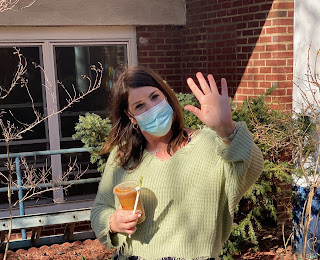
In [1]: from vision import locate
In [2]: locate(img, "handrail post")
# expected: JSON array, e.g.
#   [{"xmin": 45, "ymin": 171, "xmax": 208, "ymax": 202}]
[{"xmin": 15, "ymin": 156, "xmax": 26, "ymax": 239}]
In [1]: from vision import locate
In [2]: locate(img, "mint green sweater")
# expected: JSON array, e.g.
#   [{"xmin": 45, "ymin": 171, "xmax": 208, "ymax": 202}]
[{"xmin": 90, "ymin": 122, "xmax": 264, "ymax": 259}]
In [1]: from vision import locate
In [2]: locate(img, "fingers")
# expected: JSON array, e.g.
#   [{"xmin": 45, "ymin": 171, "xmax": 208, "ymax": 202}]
[
  {"xmin": 119, "ymin": 210, "xmax": 140, "ymax": 223},
  {"xmin": 113, "ymin": 208, "xmax": 141, "ymax": 235},
  {"xmin": 188, "ymin": 73, "xmax": 227, "ymax": 97},
  {"xmin": 196, "ymin": 72, "xmax": 211, "ymax": 95},
  {"xmin": 187, "ymin": 77, "xmax": 204, "ymax": 101},
  {"xmin": 207, "ymin": 74, "xmax": 219, "ymax": 95},
  {"xmin": 221, "ymin": 78, "xmax": 228, "ymax": 97},
  {"xmin": 184, "ymin": 105, "xmax": 202, "ymax": 120}
]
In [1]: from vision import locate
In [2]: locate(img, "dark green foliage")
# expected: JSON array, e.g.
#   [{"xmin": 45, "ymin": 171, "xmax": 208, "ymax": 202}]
[{"xmin": 176, "ymin": 92, "xmax": 204, "ymax": 129}]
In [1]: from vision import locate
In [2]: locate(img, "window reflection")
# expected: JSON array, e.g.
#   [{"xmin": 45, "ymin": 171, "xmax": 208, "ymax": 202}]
[{"xmin": 55, "ymin": 45, "xmax": 127, "ymax": 138}]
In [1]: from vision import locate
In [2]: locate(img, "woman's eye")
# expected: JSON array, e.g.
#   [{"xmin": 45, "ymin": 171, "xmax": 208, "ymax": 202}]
[
  {"xmin": 135, "ymin": 103, "xmax": 143, "ymax": 109},
  {"xmin": 151, "ymin": 94, "xmax": 159, "ymax": 100}
]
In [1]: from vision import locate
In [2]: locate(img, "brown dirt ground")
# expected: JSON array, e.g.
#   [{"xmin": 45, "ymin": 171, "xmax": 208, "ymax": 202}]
[{"xmin": 0, "ymin": 226, "xmax": 297, "ymax": 260}]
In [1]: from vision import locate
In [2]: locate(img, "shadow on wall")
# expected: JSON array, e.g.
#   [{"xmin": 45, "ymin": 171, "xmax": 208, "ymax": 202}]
[
  {"xmin": 182, "ymin": 0, "xmax": 274, "ymax": 97},
  {"xmin": 136, "ymin": 1, "xmax": 274, "ymax": 97}
]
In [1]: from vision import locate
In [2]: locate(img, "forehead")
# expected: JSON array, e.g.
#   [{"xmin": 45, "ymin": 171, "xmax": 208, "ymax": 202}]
[{"xmin": 128, "ymin": 86, "xmax": 162, "ymax": 105}]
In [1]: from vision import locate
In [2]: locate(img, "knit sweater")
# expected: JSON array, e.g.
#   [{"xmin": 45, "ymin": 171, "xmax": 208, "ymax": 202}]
[{"xmin": 90, "ymin": 121, "xmax": 264, "ymax": 260}]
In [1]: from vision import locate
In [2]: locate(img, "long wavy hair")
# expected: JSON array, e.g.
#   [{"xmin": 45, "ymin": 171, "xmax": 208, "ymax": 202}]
[{"xmin": 100, "ymin": 66, "xmax": 188, "ymax": 170}]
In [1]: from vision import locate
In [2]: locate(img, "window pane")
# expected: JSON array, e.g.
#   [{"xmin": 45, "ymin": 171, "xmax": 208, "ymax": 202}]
[
  {"xmin": 55, "ymin": 44, "xmax": 127, "ymax": 138},
  {"xmin": 0, "ymin": 46, "xmax": 51, "ymax": 205},
  {"xmin": 0, "ymin": 47, "xmax": 47, "ymax": 142},
  {"xmin": 55, "ymin": 44, "xmax": 128, "ymax": 200}
]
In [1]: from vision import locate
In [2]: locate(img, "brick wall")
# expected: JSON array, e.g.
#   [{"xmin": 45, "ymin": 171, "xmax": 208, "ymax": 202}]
[{"xmin": 136, "ymin": 0, "xmax": 294, "ymax": 110}]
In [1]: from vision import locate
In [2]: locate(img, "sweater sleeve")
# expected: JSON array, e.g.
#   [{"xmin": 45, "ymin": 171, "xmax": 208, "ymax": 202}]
[
  {"xmin": 215, "ymin": 121, "xmax": 264, "ymax": 208},
  {"xmin": 90, "ymin": 150, "xmax": 128, "ymax": 251}
]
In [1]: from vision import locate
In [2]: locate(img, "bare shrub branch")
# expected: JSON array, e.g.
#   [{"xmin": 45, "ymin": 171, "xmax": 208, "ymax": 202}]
[{"xmin": 0, "ymin": 0, "xmax": 35, "ymax": 13}]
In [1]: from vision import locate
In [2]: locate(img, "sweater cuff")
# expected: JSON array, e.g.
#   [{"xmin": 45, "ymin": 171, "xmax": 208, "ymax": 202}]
[
  {"xmin": 215, "ymin": 121, "xmax": 253, "ymax": 162},
  {"xmin": 98, "ymin": 228, "xmax": 127, "ymax": 250}
]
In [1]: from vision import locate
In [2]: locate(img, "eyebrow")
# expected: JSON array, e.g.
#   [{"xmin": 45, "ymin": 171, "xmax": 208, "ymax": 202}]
[{"xmin": 131, "ymin": 90, "xmax": 159, "ymax": 107}]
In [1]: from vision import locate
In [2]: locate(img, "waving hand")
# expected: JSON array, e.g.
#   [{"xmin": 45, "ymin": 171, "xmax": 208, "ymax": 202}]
[{"xmin": 184, "ymin": 72, "xmax": 235, "ymax": 139}]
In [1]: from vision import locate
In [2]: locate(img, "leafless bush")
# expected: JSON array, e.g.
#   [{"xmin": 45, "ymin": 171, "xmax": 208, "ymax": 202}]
[
  {"xmin": 292, "ymin": 44, "xmax": 320, "ymax": 259},
  {"xmin": 0, "ymin": 0, "xmax": 35, "ymax": 13}
]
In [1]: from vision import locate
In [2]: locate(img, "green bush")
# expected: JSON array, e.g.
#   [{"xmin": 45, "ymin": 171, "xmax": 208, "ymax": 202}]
[{"xmin": 72, "ymin": 113, "xmax": 112, "ymax": 173}]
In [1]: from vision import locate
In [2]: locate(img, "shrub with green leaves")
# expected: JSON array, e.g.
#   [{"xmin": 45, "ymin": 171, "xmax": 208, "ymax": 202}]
[{"xmin": 72, "ymin": 113, "xmax": 112, "ymax": 173}]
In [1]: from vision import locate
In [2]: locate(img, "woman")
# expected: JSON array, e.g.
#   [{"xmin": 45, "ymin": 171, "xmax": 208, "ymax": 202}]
[{"xmin": 90, "ymin": 67, "xmax": 264, "ymax": 260}]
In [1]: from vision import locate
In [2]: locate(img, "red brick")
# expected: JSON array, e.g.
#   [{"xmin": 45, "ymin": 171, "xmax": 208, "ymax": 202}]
[
  {"xmin": 260, "ymin": 53, "xmax": 272, "ymax": 59},
  {"xmin": 288, "ymin": 11, "xmax": 294, "ymax": 18},
  {"xmin": 266, "ymin": 44, "xmax": 287, "ymax": 51},
  {"xmin": 233, "ymin": 95, "xmax": 247, "ymax": 102},
  {"xmin": 266, "ymin": 74, "xmax": 287, "ymax": 81},
  {"xmin": 273, "ymin": 18, "xmax": 294, "ymax": 26},
  {"xmin": 272, "ymin": 51, "xmax": 293, "ymax": 58},
  {"xmin": 261, "ymin": 3, "xmax": 273, "ymax": 12},
  {"xmin": 258, "ymin": 36, "xmax": 272, "ymax": 43},
  {"xmin": 287, "ymin": 74, "xmax": 293, "ymax": 81},
  {"xmin": 138, "ymin": 57, "xmax": 157, "ymax": 63},
  {"xmin": 254, "ymin": 75, "xmax": 265, "ymax": 81},
  {"xmin": 260, "ymin": 67, "xmax": 272, "ymax": 73},
  {"xmin": 272, "ymin": 2, "xmax": 294, "ymax": 9},
  {"xmin": 254, "ymin": 60, "xmax": 266, "ymax": 66},
  {"xmin": 254, "ymin": 88, "xmax": 269, "ymax": 95},
  {"xmin": 268, "ymin": 10, "xmax": 288, "ymax": 18},
  {"xmin": 273, "ymin": 35, "xmax": 293, "ymax": 42},
  {"xmin": 251, "ymin": 53, "xmax": 260, "ymax": 59},
  {"xmin": 264, "ymin": 19, "xmax": 272, "ymax": 26},
  {"xmin": 254, "ymin": 45, "xmax": 265, "ymax": 52},
  {"xmin": 272, "ymin": 96, "xmax": 292, "ymax": 103},
  {"xmin": 242, "ymin": 88, "xmax": 255, "ymax": 95},
  {"xmin": 266, "ymin": 27, "xmax": 287, "ymax": 34},
  {"xmin": 259, "ymin": 82, "xmax": 272, "ymax": 88},
  {"xmin": 272, "ymin": 67, "xmax": 293, "ymax": 74},
  {"xmin": 266, "ymin": 60, "xmax": 286, "ymax": 66},
  {"xmin": 241, "ymin": 74, "xmax": 254, "ymax": 80},
  {"xmin": 287, "ymin": 44, "xmax": 293, "ymax": 51},
  {"xmin": 248, "ymin": 21, "xmax": 260, "ymax": 28}
]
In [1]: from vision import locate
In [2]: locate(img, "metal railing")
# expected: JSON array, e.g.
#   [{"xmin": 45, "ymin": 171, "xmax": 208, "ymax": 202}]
[{"xmin": 0, "ymin": 148, "xmax": 101, "ymax": 239}]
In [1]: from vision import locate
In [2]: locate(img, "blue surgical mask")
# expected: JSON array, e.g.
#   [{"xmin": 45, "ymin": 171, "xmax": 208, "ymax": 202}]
[{"xmin": 133, "ymin": 98, "xmax": 174, "ymax": 137}]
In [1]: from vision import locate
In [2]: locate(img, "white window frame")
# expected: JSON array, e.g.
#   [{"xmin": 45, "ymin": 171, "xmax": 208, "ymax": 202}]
[{"xmin": 0, "ymin": 26, "xmax": 137, "ymax": 216}]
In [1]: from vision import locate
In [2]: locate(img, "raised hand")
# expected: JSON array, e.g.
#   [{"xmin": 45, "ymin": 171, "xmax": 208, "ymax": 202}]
[{"xmin": 185, "ymin": 72, "xmax": 235, "ymax": 139}]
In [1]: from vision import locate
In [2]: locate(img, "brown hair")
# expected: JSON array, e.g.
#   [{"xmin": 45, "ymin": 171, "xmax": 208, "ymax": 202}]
[{"xmin": 100, "ymin": 66, "xmax": 188, "ymax": 170}]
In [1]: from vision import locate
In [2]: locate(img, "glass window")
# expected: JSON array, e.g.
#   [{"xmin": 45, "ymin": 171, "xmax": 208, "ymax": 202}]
[
  {"xmin": 55, "ymin": 44, "xmax": 127, "ymax": 139},
  {"xmin": 0, "ymin": 31, "xmax": 133, "ymax": 213},
  {"xmin": 0, "ymin": 46, "xmax": 47, "ymax": 143},
  {"xmin": 54, "ymin": 44, "xmax": 128, "ymax": 200}
]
